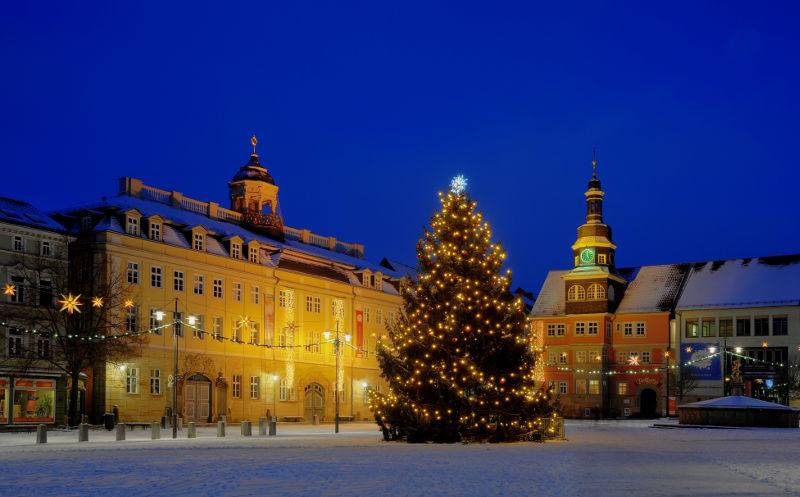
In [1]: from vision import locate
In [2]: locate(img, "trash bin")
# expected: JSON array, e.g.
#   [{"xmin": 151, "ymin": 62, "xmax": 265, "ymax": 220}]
[{"xmin": 104, "ymin": 412, "xmax": 115, "ymax": 431}]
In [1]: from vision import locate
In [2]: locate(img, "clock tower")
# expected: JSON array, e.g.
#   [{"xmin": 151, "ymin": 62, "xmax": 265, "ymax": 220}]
[{"xmin": 564, "ymin": 152, "xmax": 626, "ymax": 314}]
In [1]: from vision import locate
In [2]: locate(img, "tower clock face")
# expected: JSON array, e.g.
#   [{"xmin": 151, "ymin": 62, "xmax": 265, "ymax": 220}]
[{"xmin": 579, "ymin": 248, "xmax": 595, "ymax": 265}]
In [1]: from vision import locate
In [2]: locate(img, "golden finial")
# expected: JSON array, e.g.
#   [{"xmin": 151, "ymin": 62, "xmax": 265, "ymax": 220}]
[
  {"xmin": 592, "ymin": 146, "xmax": 597, "ymax": 177},
  {"xmin": 251, "ymin": 134, "xmax": 258, "ymax": 156}
]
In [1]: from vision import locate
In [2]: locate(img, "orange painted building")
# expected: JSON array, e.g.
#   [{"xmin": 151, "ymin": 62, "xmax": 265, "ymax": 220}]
[{"xmin": 531, "ymin": 157, "xmax": 688, "ymax": 418}]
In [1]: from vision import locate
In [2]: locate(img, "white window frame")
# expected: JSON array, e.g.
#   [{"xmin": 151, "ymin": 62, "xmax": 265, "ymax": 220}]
[
  {"xmin": 232, "ymin": 375, "xmax": 241, "ymax": 398},
  {"xmin": 213, "ymin": 316, "xmax": 223, "ymax": 341},
  {"xmin": 193, "ymin": 233, "xmax": 204, "ymax": 251},
  {"xmin": 233, "ymin": 282, "xmax": 242, "ymax": 302},
  {"xmin": 150, "ymin": 369, "xmax": 161, "ymax": 395},
  {"xmin": 250, "ymin": 285, "xmax": 260, "ymax": 304},
  {"xmin": 249, "ymin": 246, "xmax": 259, "ymax": 264},
  {"xmin": 623, "ymin": 323, "xmax": 633, "ymax": 336},
  {"xmin": 574, "ymin": 322, "xmax": 586, "ymax": 335},
  {"xmin": 587, "ymin": 322, "xmax": 599, "ymax": 336},
  {"xmin": 126, "ymin": 262, "xmax": 139, "ymax": 284},
  {"xmin": 642, "ymin": 351, "xmax": 651, "ymax": 364},
  {"xmin": 126, "ymin": 216, "xmax": 139, "ymax": 236},
  {"xmin": 250, "ymin": 376, "xmax": 260, "ymax": 399},
  {"xmin": 231, "ymin": 243, "xmax": 241, "ymax": 260},
  {"xmin": 213, "ymin": 279, "xmax": 223, "ymax": 299},
  {"xmin": 635, "ymin": 322, "xmax": 646, "ymax": 336},
  {"xmin": 193, "ymin": 274, "xmax": 204, "ymax": 295},
  {"xmin": 558, "ymin": 381, "xmax": 568, "ymax": 395},
  {"xmin": 173, "ymin": 271, "xmax": 184, "ymax": 292},
  {"xmin": 149, "ymin": 222, "xmax": 161, "ymax": 241},
  {"xmin": 126, "ymin": 367, "xmax": 139, "ymax": 394},
  {"xmin": 40, "ymin": 241, "xmax": 52, "ymax": 257},
  {"xmin": 150, "ymin": 266, "xmax": 162, "ymax": 288}
]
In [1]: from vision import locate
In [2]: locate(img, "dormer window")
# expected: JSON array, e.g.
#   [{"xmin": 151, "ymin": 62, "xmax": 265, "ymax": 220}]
[
  {"xmin": 231, "ymin": 242, "xmax": 241, "ymax": 259},
  {"xmin": 81, "ymin": 216, "xmax": 93, "ymax": 232},
  {"xmin": 149, "ymin": 222, "xmax": 161, "ymax": 241},
  {"xmin": 362, "ymin": 272, "xmax": 371, "ymax": 288},
  {"xmin": 126, "ymin": 216, "xmax": 139, "ymax": 236},
  {"xmin": 249, "ymin": 246, "xmax": 259, "ymax": 264},
  {"xmin": 193, "ymin": 233, "xmax": 204, "ymax": 251}
]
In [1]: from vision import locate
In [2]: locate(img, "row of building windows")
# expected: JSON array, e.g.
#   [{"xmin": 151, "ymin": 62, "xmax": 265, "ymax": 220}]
[
  {"xmin": 4, "ymin": 276, "xmax": 53, "ymax": 306},
  {"xmin": 549, "ymin": 380, "xmax": 637, "ymax": 397},
  {"xmin": 685, "ymin": 316, "xmax": 789, "ymax": 338},
  {"xmin": 547, "ymin": 321, "xmax": 639, "ymax": 338},
  {"xmin": 7, "ymin": 235, "xmax": 53, "ymax": 256},
  {"xmin": 547, "ymin": 349, "xmax": 653, "ymax": 365},
  {"xmin": 125, "ymin": 263, "xmax": 262, "ymax": 303},
  {"xmin": 3, "ymin": 329, "xmax": 51, "ymax": 358},
  {"xmin": 567, "ymin": 283, "xmax": 607, "ymax": 302}
]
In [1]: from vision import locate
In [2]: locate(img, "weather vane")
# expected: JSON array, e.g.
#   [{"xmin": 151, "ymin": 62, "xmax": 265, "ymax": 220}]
[{"xmin": 450, "ymin": 174, "xmax": 467, "ymax": 195}]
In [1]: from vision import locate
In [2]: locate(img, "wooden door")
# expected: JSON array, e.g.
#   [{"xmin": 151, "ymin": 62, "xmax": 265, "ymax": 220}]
[{"xmin": 185, "ymin": 382, "xmax": 196, "ymax": 419}]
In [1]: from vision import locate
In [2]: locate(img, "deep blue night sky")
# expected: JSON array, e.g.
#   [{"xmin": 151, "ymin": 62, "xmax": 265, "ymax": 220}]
[{"xmin": 2, "ymin": 2, "xmax": 799, "ymax": 292}]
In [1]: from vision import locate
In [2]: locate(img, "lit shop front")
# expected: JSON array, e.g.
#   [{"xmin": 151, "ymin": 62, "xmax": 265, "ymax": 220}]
[{"xmin": 6, "ymin": 379, "xmax": 56, "ymax": 424}]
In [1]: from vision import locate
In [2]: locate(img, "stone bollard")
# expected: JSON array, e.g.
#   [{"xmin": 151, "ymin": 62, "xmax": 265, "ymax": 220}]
[
  {"xmin": 151, "ymin": 422, "xmax": 160, "ymax": 440},
  {"xmin": 241, "ymin": 420, "xmax": 252, "ymax": 437},
  {"xmin": 78, "ymin": 423, "xmax": 89, "ymax": 442},
  {"xmin": 217, "ymin": 420, "xmax": 226, "ymax": 437},
  {"xmin": 116, "ymin": 423, "xmax": 126, "ymax": 441},
  {"xmin": 178, "ymin": 418, "xmax": 183, "ymax": 431},
  {"xmin": 188, "ymin": 422, "xmax": 196, "ymax": 439},
  {"xmin": 219, "ymin": 414, "xmax": 226, "ymax": 424},
  {"xmin": 258, "ymin": 417, "xmax": 267, "ymax": 436},
  {"xmin": 312, "ymin": 414, "xmax": 318, "ymax": 425},
  {"xmin": 269, "ymin": 417, "xmax": 277, "ymax": 436},
  {"xmin": 36, "ymin": 424, "xmax": 47, "ymax": 444}
]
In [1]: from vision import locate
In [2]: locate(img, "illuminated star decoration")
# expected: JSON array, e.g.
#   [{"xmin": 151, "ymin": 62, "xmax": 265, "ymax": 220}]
[
  {"xmin": 58, "ymin": 293, "xmax": 83, "ymax": 314},
  {"xmin": 237, "ymin": 316, "xmax": 254, "ymax": 331},
  {"xmin": 449, "ymin": 174, "xmax": 467, "ymax": 195},
  {"xmin": 124, "ymin": 299, "xmax": 135, "ymax": 309},
  {"xmin": 3, "ymin": 283, "xmax": 16, "ymax": 297},
  {"xmin": 685, "ymin": 346, "xmax": 692, "ymax": 353},
  {"xmin": 91, "ymin": 296, "xmax": 104, "ymax": 308},
  {"xmin": 627, "ymin": 355, "xmax": 640, "ymax": 366}
]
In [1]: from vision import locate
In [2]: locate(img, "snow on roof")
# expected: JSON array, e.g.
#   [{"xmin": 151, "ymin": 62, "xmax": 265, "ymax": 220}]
[
  {"xmin": 57, "ymin": 194, "xmax": 402, "ymax": 278},
  {"xmin": 615, "ymin": 264, "xmax": 688, "ymax": 314},
  {"xmin": 0, "ymin": 196, "xmax": 67, "ymax": 232},
  {"xmin": 379, "ymin": 258, "xmax": 418, "ymax": 280},
  {"xmin": 163, "ymin": 224, "xmax": 190, "ymax": 248},
  {"xmin": 530, "ymin": 270, "xmax": 569, "ymax": 317},
  {"xmin": 93, "ymin": 214, "xmax": 123, "ymax": 234},
  {"xmin": 206, "ymin": 236, "xmax": 228, "ymax": 257},
  {"xmin": 676, "ymin": 255, "xmax": 800, "ymax": 310},
  {"xmin": 680, "ymin": 395, "xmax": 798, "ymax": 411}
]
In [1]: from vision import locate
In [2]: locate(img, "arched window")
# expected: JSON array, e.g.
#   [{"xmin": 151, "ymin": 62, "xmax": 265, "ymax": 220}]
[
  {"xmin": 588, "ymin": 283, "xmax": 606, "ymax": 300},
  {"xmin": 568, "ymin": 285, "xmax": 585, "ymax": 301}
]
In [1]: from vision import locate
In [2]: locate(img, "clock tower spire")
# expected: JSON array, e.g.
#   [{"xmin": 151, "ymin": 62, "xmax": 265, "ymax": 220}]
[{"xmin": 563, "ymin": 151, "xmax": 626, "ymax": 314}]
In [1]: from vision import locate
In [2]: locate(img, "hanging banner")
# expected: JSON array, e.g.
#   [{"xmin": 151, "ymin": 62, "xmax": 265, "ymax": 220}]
[
  {"xmin": 355, "ymin": 310, "xmax": 364, "ymax": 358},
  {"xmin": 681, "ymin": 343, "xmax": 721, "ymax": 380}
]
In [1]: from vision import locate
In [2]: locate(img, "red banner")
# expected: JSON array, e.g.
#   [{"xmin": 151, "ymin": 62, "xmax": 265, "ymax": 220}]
[
  {"xmin": 355, "ymin": 310, "xmax": 364, "ymax": 358},
  {"xmin": 36, "ymin": 381, "xmax": 54, "ymax": 388},
  {"xmin": 15, "ymin": 379, "xmax": 33, "ymax": 388},
  {"xmin": 0, "ymin": 379, "xmax": 7, "ymax": 388}
]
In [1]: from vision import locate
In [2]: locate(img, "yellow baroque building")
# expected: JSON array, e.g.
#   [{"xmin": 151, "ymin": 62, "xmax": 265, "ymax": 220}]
[{"xmin": 55, "ymin": 140, "xmax": 404, "ymax": 424}]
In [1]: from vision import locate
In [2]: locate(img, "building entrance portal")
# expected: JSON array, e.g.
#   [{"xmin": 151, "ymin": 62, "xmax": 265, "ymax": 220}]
[
  {"xmin": 640, "ymin": 389, "xmax": 657, "ymax": 418},
  {"xmin": 304, "ymin": 383, "xmax": 325, "ymax": 422},
  {"xmin": 185, "ymin": 374, "xmax": 211, "ymax": 422}
]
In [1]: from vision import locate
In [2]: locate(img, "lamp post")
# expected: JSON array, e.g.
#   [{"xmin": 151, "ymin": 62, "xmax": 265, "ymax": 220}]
[
  {"xmin": 155, "ymin": 301, "xmax": 194, "ymax": 439},
  {"xmin": 324, "ymin": 322, "xmax": 349, "ymax": 434},
  {"xmin": 272, "ymin": 374, "xmax": 278, "ymax": 421},
  {"xmin": 664, "ymin": 349, "xmax": 670, "ymax": 416},
  {"xmin": 345, "ymin": 334, "xmax": 353, "ymax": 418}
]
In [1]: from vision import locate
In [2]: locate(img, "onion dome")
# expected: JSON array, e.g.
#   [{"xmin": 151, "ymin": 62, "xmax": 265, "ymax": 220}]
[{"xmin": 232, "ymin": 135, "xmax": 275, "ymax": 184}]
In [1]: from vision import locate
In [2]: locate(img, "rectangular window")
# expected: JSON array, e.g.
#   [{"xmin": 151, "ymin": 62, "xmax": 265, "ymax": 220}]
[
  {"xmin": 641, "ymin": 351, "xmax": 651, "ymax": 364},
  {"xmin": 547, "ymin": 324, "xmax": 556, "ymax": 337},
  {"xmin": 250, "ymin": 376, "xmax": 260, "ymax": 399},
  {"xmin": 193, "ymin": 233, "xmax": 204, "ymax": 251},
  {"xmin": 279, "ymin": 379, "xmax": 296, "ymax": 401},
  {"xmin": 548, "ymin": 351, "xmax": 557, "ymax": 364},
  {"xmin": 701, "ymin": 320, "xmax": 715, "ymax": 337},
  {"xmin": 618, "ymin": 382, "xmax": 628, "ymax": 395},
  {"xmin": 736, "ymin": 318, "xmax": 751, "ymax": 337},
  {"xmin": 38, "ymin": 279, "xmax": 52, "ymax": 307},
  {"xmin": 150, "ymin": 266, "xmax": 162, "ymax": 288},
  {"xmin": 36, "ymin": 332, "xmax": 51, "ymax": 358},
  {"xmin": 193, "ymin": 315, "xmax": 204, "ymax": 339},
  {"xmin": 232, "ymin": 320, "xmax": 241, "ymax": 342},
  {"xmin": 306, "ymin": 296, "xmax": 321, "ymax": 313},
  {"xmin": 623, "ymin": 323, "xmax": 633, "ymax": 336},
  {"xmin": 126, "ymin": 217, "xmax": 139, "ymax": 236},
  {"xmin": 250, "ymin": 323, "xmax": 260, "ymax": 345},
  {"xmin": 81, "ymin": 216, "xmax": 92, "ymax": 231},
  {"xmin": 125, "ymin": 305, "xmax": 138, "ymax": 333},
  {"xmin": 376, "ymin": 309, "xmax": 383, "ymax": 325},
  {"xmin": 557, "ymin": 324, "xmax": 566, "ymax": 336},
  {"xmin": 126, "ymin": 262, "xmax": 139, "ymax": 285},
  {"xmin": 773, "ymin": 316, "xmax": 788, "ymax": 336},
  {"xmin": 278, "ymin": 290, "xmax": 286, "ymax": 308},
  {"xmin": 173, "ymin": 271, "xmax": 184, "ymax": 292},
  {"xmin": 635, "ymin": 322, "xmax": 646, "ymax": 336},
  {"xmin": 232, "ymin": 375, "xmax": 241, "ymax": 398},
  {"xmin": 8, "ymin": 330, "xmax": 24, "ymax": 357},
  {"xmin": 249, "ymin": 246, "xmax": 258, "ymax": 264},
  {"xmin": 173, "ymin": 312, "xmax": 183, "ymax": 337},
  {"xmin": 591, "ymin": 351, "xmax": 602, "ymax": 363},
  {"xmin": 558, "ymin": 381, "xmax": 568, "ymax": 395},
  {"xmin": 575, "ymin": 380, "xmax": 587, "ymax": 395},
  {"xmin": 558, "ymin": 352, "xmax": 568, "ymax": 364},
  {"xmin": 364, "ymin": 307, "xmax": 371, "ymax": 323},
  {"xmin": 624, "ymin": 407, "xmax": 631, "ymax": 417},
  {"xmin": 363, "ymin": 384, "xmax": 371, "ymax": 404},
  {"xmin": 305, "ymin": 331, "xmax": 321, "ymax": 353},
  {"xmin": 388, "ymin": 311, "xmax": 395, "ymax": 327},
  {"xmin": 126, "ymin": 367, "xmax": 139, "ymax": 394},
  {"xmin": 587, "ymin": 322, "xmax": 599, "ymax": 336},
  {"xmin": 149, "ymin": 222, "xmax": 161, "ymax": 241},
  {"xmin": 233, "ymin": 282, "xmax": 242, "ymax": 302},
  {"xmin": 213, "ymin": 316, "xmax": 223, "ymax": 341},
  {"xmin": 617, "ymin": 352, "xmax": 627, "ymax": 364},
  {"xmin": 719, "ymin": 319, "xmax": 733, "ymax": 337},
  {"xmin": 41, "ymin": 241, "xmax": 52, "ymax": 257},
  {"xmin": 213, "ymin": 279, "xmax": 223, "ymax": 299},
  {"xmin": 589, "ymin": 380, "xmax": 599, "ymax": 395},
  {"xmin": 250, "ymin": 285, "xmax": 260, "ymax": 304},
  {"xmin": 193, "ymin": 275, "xmax": 204, "ymax": 295},
  {"xmin": 149, "ymin": 308, "xmax": 162, "ymax": 335},
  {"xmin": 232, "ymin": 243, "xmax": 241, "ymax": 259},
  {"xmin": 574, "ymin": 322, "xmax": 585, "ymax": 335},
  {"xmin": 754, "ymin": 317, "xmax": 769, "ymax": 336},
  {"xmin": 576, "ymin": 351, "xmax": 588, "ymax": 363},
  {"xmin": 12, "ymin": 235, "xmax": 24, "ymax": 252},
  {"xmin": 685, "ymin": 320, "xmax": 699, "ymax": 338},
  {"xmin": 597, "ymin": 254, "xmax": 607, "ymax": 264},
  {"xmin": 150, "ymin": 369, "xmax": 161, "ymax": 395}
]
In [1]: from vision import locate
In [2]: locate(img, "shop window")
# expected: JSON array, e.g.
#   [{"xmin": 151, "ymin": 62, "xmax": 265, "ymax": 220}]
[{"xmin": 13, "ymin": 379, "xmax": 55, "ymax": 423}]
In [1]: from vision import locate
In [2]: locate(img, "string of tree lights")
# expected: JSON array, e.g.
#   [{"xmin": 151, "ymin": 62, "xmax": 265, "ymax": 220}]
[{"xmin": 370, "ymin": 177, "xmax": 556, "ymax": 443}]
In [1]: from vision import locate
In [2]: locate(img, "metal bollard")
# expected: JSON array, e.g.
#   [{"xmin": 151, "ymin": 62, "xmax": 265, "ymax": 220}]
[
  {"xmin": 217, "ymin": 420, "xmax": 226, "ymax": 437},
  {"xmin": 36, "ymin": 424, "xmax": 47, "ymax": 444},
  {"xmin": 269, "ymin": 417, "xmax": 277, "ymax": 436},
  {"xmin": 312, "ymin": 414, "xmax": 318, "ymax": 425},
  {"xmin": 219, "ymin": 414, "xmax": 226, "ymax": 424},
  {"xmin": 78, "ymin": 423, "xmax": 89, "ymax": 442},
  {"xmin": 241, "ymin": 420, "xmax": 252, "ymax": 436},
  {"xmin": 151, "ymin": 422, "xmax": 160, "ymax": 440},
  {"xmin": 258, "ymin": 417, "xmax": 267, "ymax": 436},
  {"xmin": 188, "ymin": 422, "xmax": 196, "ymax": 439},
  {"xmin": 116, "ymin": 423, "xmax": 126, "ymax": 441},
  {"xmin": 178, "ymin": 418, "xmax": 183, "ymax": 431}
]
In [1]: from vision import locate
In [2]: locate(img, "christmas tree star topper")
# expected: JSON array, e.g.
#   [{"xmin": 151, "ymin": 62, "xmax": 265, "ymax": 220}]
[{"xmin": 449, "ymin": 174, "xmax": 467, "ymax": 195}]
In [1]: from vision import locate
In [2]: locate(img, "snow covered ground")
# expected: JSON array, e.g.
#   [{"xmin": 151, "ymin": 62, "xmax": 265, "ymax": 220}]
[{"xmin": 1, "ymin": 419, "xmax": 798, "ymax": 497}]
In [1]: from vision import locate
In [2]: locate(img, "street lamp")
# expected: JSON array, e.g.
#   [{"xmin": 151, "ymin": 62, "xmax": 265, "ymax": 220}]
[
  {"xmin": 324, "ymin": 322, "xmax": 349, "ymax": 434},
  {"xmin": 272, "ymin": 374, "xmax": 278, "ymax": 422},
  {"xmin": 155, "ymin": 301, "xmax": 194, "ymax": 439}
]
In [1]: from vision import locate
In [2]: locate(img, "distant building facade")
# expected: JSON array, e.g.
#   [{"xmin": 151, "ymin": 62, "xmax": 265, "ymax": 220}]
[
  {"xmin": 531, "ymin": 157, "xmax": 800, "ymax": 418},
  {"xmin": 48, "ymin": 139, "xmax": 403, "ymax": 424}
]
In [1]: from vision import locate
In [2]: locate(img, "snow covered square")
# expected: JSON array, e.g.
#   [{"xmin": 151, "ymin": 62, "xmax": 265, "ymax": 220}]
[{"xmin": 0, "ymin": 420, "xmax": 798, "ymax": 497}]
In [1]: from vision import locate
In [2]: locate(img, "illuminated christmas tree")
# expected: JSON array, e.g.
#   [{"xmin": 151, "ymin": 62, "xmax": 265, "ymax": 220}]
[{"xmin": 372, "ymin": 176, "xmax": 553, "ymax": 442}]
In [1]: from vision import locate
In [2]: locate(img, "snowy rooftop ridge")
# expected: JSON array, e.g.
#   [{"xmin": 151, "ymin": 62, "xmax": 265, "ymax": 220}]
[
  {"xmin": 615, "ymin": 264, "xmax": 689, "ymax": 314},
  {"xmin": 0, "ymin": 196, "xmax": 67, "ymax": 232},
  {"xmin": 680, "ymin": 395, "xmax": 799, "ymax": 411}
]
